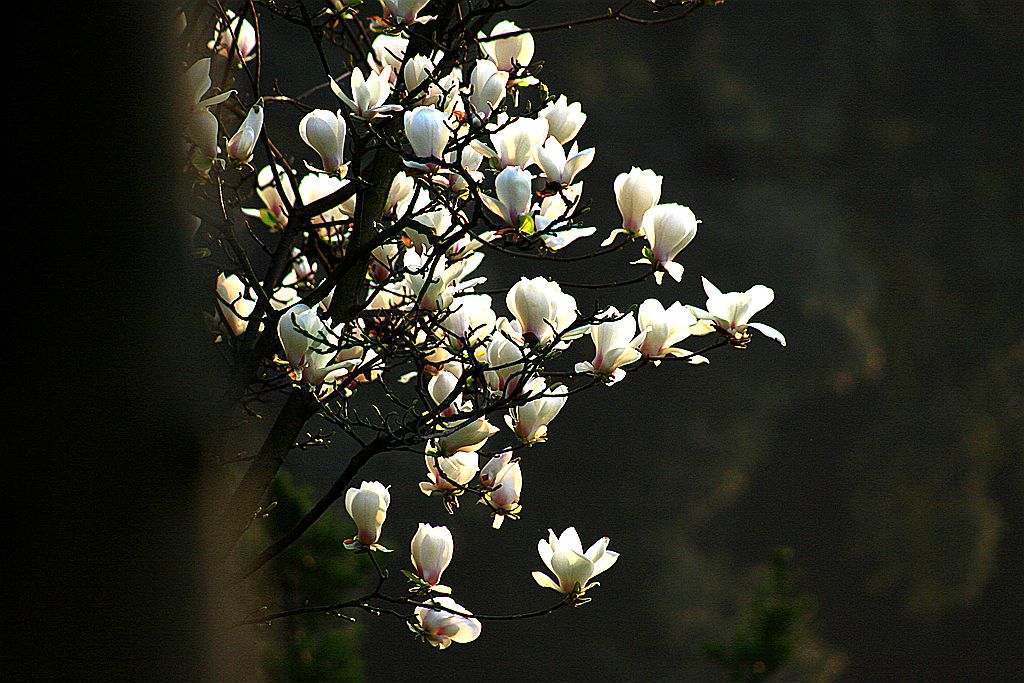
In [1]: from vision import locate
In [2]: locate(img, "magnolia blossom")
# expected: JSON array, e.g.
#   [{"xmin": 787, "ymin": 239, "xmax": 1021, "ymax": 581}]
[
  {"xmin": 505, "ymin": 276, "xmax": 577, "ymax": 347},
  {"xmin": 442, "ymin": 145, "xmax": 484, "ymax": 193},
  {"xmin": 420, "ymin": 451, "xmax": 480, "ymax": 495},
  {"xmin": 535, "ymin": 138, "xmax": 595, "ymax": 187},
  {"xmin": 184, "ymin": 58, "xmax": 234, "ymax": 170},
  {"xmin": 638, "ymin": 299, "xmax": 703, "ymax": 361},
  {"xmin": 440, "ymin": 294, "xmax": 496, "ymax": 349},
  {"xmin": 226, "ymin": 98, "xmax": 263, "ymax": 165},
  {"xmin": 435, "ymin": 417, "xmax": 499, "ymax": 456},
  {"xmin": 635, "ymin": 203, "xmax": 699, "ymax": 284},
  {"xmin": 689, "ymin": 277, "xmax": 786, "ymax": 346},
  {"xmin": 479, "ymin": 116, "xmax": 548, "ymax": 169},
  {"xmin": 369, "ymin": 34, "xmax": 407, "ymax": 74},
  {"xmin": 410, "ymin": 523, "xmax": 454, "ymax": 592},
  {"xmin": 603, "ymin": 166, "xmax": 663, "ymax": 245},
  {"xmin": 299, "ymin": 109, "xmax": 348, "ymax": 174},
  {"xmin": 467, "ymin": 59, "xmax": 509, "ymax": 119},
  {"xmin": 480, "ymin": 166, "xmax": 533, "ymax": 228},
  {"xmin": 479, "ymin": 453, "xmax": 522, "ymax": 527},
  {"xmin": 277, "ymin": 304, "xmax": 369, "ymax": 387},
  {"xmin": 344, "ymin": 481, "xmax": 391, "ymax": 551},
  {"xmin": 216, "ymin": 272, "xmax": 256, "ymax": 337},
  {"xmin": 209, "ymin": 10, "xmax": 255, "ymax": 64},
  {"xmin": 404, "ymin": 106, "xmax": 453, "ymax": 172},
  {"xmin": 242, "ymin": 165, "xmax": 294, "ymax": 228},
  {"xmin": 574, "ymin": 307, "xmax": 646, "ymax": 384},
  {"xmin": 539, "ymin": 95, "xmax": 587, "ymax": 144},
  {"xmin": 427, "ymin": 370, "xmax": 468, "ymax": 417},
  {"xmin": 505, "ymin": 377, "xmax": 568, "ymax": 444},
  {"xmin": 480, "ymin": 20, "xmax": 535, "ymax": 72},
  {"xmin": 331, "ymin": 67, "xmax": 401, "ymax": 120},
  {"xmin": 403, "ymin": 53, "xmax": 445, "ymax": 105},
  {"xmin": 402, "ymin": 249, "xmax": 484, "ymax": 311},
  {"xmin": 299, "ymin": 174, "xmax": 356, "ymax": 238},
  {"xmin": 385, "ymin": 171, "xmax": 415, "ymax": 217},
  {"xmin": 534, "ymin": 183, "xmax": 596, "ymax": 251},
  {"xmin": 382, "ymin": 0, "xmax": 433, "ymax": 25},
  {"xmin": 532, "ymin": 527, "xmax": 619, "ymax": 595},
  {"xmin": 414, "ymin": 597, "xmax": 481, "ymax": 649},
  {"xmin": 483, "ymin": 319, "xmax": 529, "ymax": 394}
]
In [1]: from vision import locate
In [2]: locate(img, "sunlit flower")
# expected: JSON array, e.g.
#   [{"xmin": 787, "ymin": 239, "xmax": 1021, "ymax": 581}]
[
  {"xmin": 299, "ymin": 109, "xmax": 348, "ymax": 174},
  {"xmin": 241, "ymin": 165, "xmax": 294, "ymax": 228},
  {"xmin": 467, "ymin": 59, "xmax": 509, "ymax": 120},
  {"xmin": 535, "ymin": 138, "xmax": 594, "ymax": 187},
  {"xmin": 483, "ymin": 319, "xmax": 529, "ymax": 395},
  {"xmin": 574, "ymin": 307, "xmax": 646, "ymax": 383},
  {"xmin": 539, "ymin": 95, "xmax": 587, "ymax": 144},
  {"xmin": 420, "ymin": 450, "xmax": 480, "ymax": 495},
  {"xmin": 410, "ymin": 523, "xmax": 454, "ymax": 592},
  {"xmin": 382, "ymin": 0, "xmax": 434, "ymax": 25},
  {"xmin": 440, "ymin": 294, "xmax": 496, "ymax": 349},
  {"xmin": 209, "ymin": 10, "xmax": 256, "ymax": 65},
  {"xmin": 479, "ymin": 20, "xmax": 534, "ymax": 73},
  {"xmin": 688, "ymin": 277, "xmax": 786, "ymax": 346},
  {"xmin": 369, "ymin": 34, "xmax": 408, "ymax": 74},
  {"xmin": 343, "ymin": 481, "xmax": 391, "ymax": 551},
  {"xmin": 226, "ymin": 98, "xmax": 264, "ymax": 165},
  {"xmin": 479, "ymin": 453, "xmax": 522, "ymax": 527},
  {"xmin": 505, "ymin": 276, "xmax": 577, "ymax": 347},
  {"xmin": 638, "ymin": 299, "xmax": 703, "ymax": 362},
  {"xmin": 480, "ymin": 166, "xmax": 533, "ymax": 228},
  {"xmin": 505, "ymin": 377, "xmax": 568, "ymax": 444},
  {"xmin": 477, "ymin": 116, "xmax": 548, "ymax": 169},
  {"xmin": 404, "ymin": 106, "xmax": 453, "ymax": 172},
  {"xmin": 532, "ymin": 527, "xmax": 619, "ymax": 595},
  {"xmin": 413, "ymin": 597, "xmax": 481, "ymax": 649},
  {"xmin": 427, "ymin": 370, "xmax": 468, "ymax": 417},
  {"xmin": 331, "ymin": 67, "xmax": 402, "ymax": 120},
  {"xmin": 216, "ymin": 272, "xmax": 256, "ymax": 337},
  {"xmin": 633, "ymin": 203, "xmax": 699, "ymax": 284},
  {"xmin": 603, "ymin": 167, "xmax": 662, "ymax": 245},
  {"xmin": 184, "ymin": 58, "xmax": 235, "ymax": 171},
  {"xmin": 436, "ymin": 417, "xmax": 499, "ymax": 456}
]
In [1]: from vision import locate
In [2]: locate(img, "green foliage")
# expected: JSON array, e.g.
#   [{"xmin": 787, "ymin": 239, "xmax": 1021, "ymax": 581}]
[
  {"xmin": 258, "ymin": 475, "xmax": 367, "ymax": 682},
  {"xmin": 701, "ymin": 549, "xmax": 812, "ymax": 682}
]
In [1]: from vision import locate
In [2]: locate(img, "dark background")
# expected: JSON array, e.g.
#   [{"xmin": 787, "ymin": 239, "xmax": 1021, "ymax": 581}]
[{"xmin": 11, "ymin": 1, "xmax": 1021, "ymax": 681}]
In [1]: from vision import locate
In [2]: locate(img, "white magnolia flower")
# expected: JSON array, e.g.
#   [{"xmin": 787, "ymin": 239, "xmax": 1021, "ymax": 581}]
[
  {"xmin": 534, "ymin": 183, "xmax": 596, "ymax": 251},
  {"xmin": 427, "ymin": 370, "xmax": 468, "ymax": 417},
  {"xmin": 216, "ymin": 272, "xmax": 256, "ymax": 337},
  {"xmin": 404, "ymin": 106, "xmax": 453, "ymax": 172},
  {"xmin": 638, "ymin": 299, "xmax": 702, "ymax": 360},
  {"xmin": 478, "ymin": 116, "xmax": 548, "ymax": 169},
  {"xmin": 369, "ymin": 34, "xmax": 408, "ymax": 74},
  {"xmin": 414, "ymin": 597, "xmax": 481, "ymax": 649},
  {"xmin": 382, "ymin": 0, "xmax": 434, "ymax": 25},
  {"xmin": 331, "ymin": 67, "xmax": 402, "ymax": 120},
  {"xmin": 539, "ymin": 95, "xmax": 587, "ymax": 144},
  {"xmin": 604, "ymin": 167, "xmax": 663, "ymax": 245},
  {"xmin": 209, "ymin": 10, "xmax": 255, "ymax": 64},
  {"xmin": 242, "ymin": 165, "xmax": 294, "ymax": 228},
  {"xmin": 440, "ymin": 294, "xmax": 496, "ymax": 349},
  {"xmin": 410, "ymin": 523, "xmax": 454, "ymax": 592},
  {"xmin": 344, "ymin": 481, "xmax": 391, "ymax": 551},
  {"xmin": 436, "ymin": 417, "xmax": 499, "ymax": 456},
  {"xmin": 299, "ymin": 109, "xmax": 348, "ymax": 174},
  {"xmin": 467, "ymin": 59, "xmax": 509, "ymax": 119},
  {"xmin": 479, "ymin": 453, "xmax": 522, "ymax": 527},
  {"xmin": 420, "ymin": 450, "xmax": 481, "ymax": 495},
  {"xmin": 403, "ymin": 53, "xmax": 444, "ymax": 105},
  {"xmin": 385, "ymin": 171, "xmax": 415, "ymax": 217},
  {"xmin": 480, "ymin": 20, "xmax": 535, "ymax": 72},
  {"xmin": 635, "ymin": 203, "xmax": 699, "ymax": 284},
  {"xmin": 277, "ymin": 304, "xmax": 367, "ymax": 387},
  {"xmin": 402, "ymin": 249, "xmax": 485, "ymax": 311},
  {"xmin": 442, "ymin": 145, "xmax": 484, "ymax": 193},
  {"xmin": 535, "ymin": 138, "xmax": 595, "ymax": 187},
  {"xmin": 226, "ymin": 98, "xmax": 264, "ymax": 165},
  {"xmin": 184, "ymin": 58, "xmax": 235, "ymax": 170},
  {"xmin": 505, "ymin": 276, "xmax": 578, "ymax": 347},
  {"xmin": 689, "ymin": 277, "xmax": 786, "ymax": 346},
  {"xmin": 532, "ymin": 527, "xmax": 619, "ymax": 595},
  {"xmin": 505, "ymin": 377, "xmax": 568, "ymax": 444},
  {"xmin": 484, "ymin": 319, "xmax": 529, "ymax": 394},
  {"xmin": 574, "ymin": 307, "xmax": 646, "ymax": 383},
  {"xmin": 480, "ymin": 166, "xmax": 533, "ymax": 228}
]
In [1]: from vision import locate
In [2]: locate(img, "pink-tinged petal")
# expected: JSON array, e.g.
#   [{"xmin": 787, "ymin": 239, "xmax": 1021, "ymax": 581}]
[{"xmin": 590, "ymin": 549, "xmax": 619, "ymax": 577}]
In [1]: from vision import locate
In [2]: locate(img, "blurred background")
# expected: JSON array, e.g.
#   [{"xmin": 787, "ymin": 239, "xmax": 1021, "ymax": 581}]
[{"xmin": 15, "ymin": 1, "xmax": 1020, "ymax": 681}]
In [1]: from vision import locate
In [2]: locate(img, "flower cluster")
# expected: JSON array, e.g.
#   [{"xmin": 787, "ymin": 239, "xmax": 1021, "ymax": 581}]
[{"xmin": 181, "ymin": 1, "xmax": 783, "ymax": 652}]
